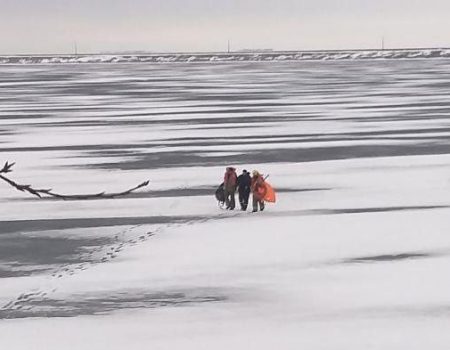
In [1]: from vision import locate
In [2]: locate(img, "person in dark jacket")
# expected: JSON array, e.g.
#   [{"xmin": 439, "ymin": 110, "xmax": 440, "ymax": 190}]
[
  {"xmin": 223, "ymin": 167, "xmax": 238, "ymax": 210},
  {"xmin": 237, "ymin": 169, "xmax": 251, "ymax": 211}
]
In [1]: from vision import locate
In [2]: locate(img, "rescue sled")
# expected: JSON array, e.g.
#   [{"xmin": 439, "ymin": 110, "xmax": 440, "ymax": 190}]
[
  {"xmin": 263, "ymin": 181, "xmax": 276, "ymax": 203},
  {"xmin": 215, "ymin": 183, "xmax": 225, "ymax": 207}
]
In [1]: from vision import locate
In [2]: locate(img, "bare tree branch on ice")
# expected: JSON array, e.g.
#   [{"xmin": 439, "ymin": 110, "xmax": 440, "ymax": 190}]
[{"xmin": 0, "ymin": 161, "xmax": 149, "ymax": 200}]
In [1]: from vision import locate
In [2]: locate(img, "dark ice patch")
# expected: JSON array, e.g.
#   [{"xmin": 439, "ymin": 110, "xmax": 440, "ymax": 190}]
[
  {"xmin": 87, "ymin": 143, "xmax": 450, "ymax": 171},
  {"xmin": 0, "ymin": 289, "xmax": 227, "ymax": 319},
  {"xmin": 248, "ymin": 205, "xmax": 450, "ymax": 221},
  {"xmin": 276, "ymin": 187, "xmax": 331, "ymax": 193},
  {"xmin": 10, "ymin": 186, "xmax": 329, "ymax": 203},
  {"xmin": 342, "ymin": 252, "xmax": 432, "ymax": 264},
  {"xmin": 325, "ymin": 205, "xmax": 450, "ymax": 215},
  {"xmin": 0, "ymin": 234, "xmax": 111, "ymax": 277},
  {"xmin": 0, "ymin": 215, "xmax": 204, "ymax": 235},
  {"xmin": 0, "ymin": 266, "xmax": 51, "ymax": 278}
]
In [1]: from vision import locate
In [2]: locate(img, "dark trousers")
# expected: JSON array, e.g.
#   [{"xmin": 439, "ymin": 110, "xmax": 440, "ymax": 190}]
[
  {"xmin": 224, "ymin": 187, "xmax": 236, "ymax": 209},
  {"xmin": 238, "ymin": 189, "xmax": 250, "ymax": 211}
]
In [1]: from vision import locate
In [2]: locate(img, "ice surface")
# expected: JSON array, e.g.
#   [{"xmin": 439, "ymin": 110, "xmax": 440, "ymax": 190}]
[{"xmin": 1, "ymin": 60, "xmax": 450, "ymax": 349}]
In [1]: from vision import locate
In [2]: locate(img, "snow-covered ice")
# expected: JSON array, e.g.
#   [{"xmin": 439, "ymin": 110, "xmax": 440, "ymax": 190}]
[{"xmin": 1, "ymin": 59, "xmax": 450, "ymax": 349}]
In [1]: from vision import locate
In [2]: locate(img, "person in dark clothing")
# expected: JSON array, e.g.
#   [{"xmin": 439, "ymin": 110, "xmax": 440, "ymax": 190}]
[
  {"xmin": 237, "ymin": 169, "xmax": 251, "ymax": 211},
  {"xmin": 223, "ymin": 167, "xmax": 238, "ymax": 210}
]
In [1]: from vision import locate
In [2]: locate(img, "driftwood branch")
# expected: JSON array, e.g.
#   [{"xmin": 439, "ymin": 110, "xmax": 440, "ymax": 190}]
[{"xmin": 0, "ymin": 161, "xmax": 149, "ymax": 200}]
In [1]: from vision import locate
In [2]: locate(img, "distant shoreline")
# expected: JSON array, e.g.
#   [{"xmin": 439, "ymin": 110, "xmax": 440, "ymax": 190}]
[
  {"xmin": 2, "ymin": 47, "xmax": 450, "ymax": 56},
  {"xmin": 1, "ymin": 48, "xmax": 450, "ymax": 64}
]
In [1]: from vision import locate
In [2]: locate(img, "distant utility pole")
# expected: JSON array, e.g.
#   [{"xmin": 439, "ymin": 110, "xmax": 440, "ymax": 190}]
[
  {"xmin": 227, "ymin": 40, "xmax": 231, "ymax": 53},
  {"xmin": 381, "ymin": 36, "xmax": 385, "ymax": 50},
  {"xmin": 74, "ymin": 41, "xmax": 78, "ymax": 56}
]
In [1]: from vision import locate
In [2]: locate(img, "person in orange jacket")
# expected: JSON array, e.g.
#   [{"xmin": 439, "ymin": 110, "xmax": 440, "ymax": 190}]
[{"xmin": 251, "ymin": 170, "xmax": 267, "ymax": 212}]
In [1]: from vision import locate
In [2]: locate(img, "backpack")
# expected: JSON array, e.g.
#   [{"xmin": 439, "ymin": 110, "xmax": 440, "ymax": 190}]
[{"xmin": 215, "ymin": 183, "xmax": 225, "ymax": 206}]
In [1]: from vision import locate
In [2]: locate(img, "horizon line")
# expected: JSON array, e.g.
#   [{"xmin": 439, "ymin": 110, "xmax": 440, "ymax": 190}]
[{"xmin": 1, "ymin": 46, "xmax": 449, "ymax": 57}]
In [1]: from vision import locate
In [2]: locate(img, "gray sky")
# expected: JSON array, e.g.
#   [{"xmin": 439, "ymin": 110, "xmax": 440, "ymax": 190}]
[{"xmin": 1, "ymin": 0, "xmax": 449, "ymax": 54}]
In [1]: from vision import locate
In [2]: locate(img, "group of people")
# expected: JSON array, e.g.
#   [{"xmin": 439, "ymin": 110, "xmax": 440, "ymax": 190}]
[{"xmin": 222, "ymin": 167, "xmax": 267, "ymax": 212}]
